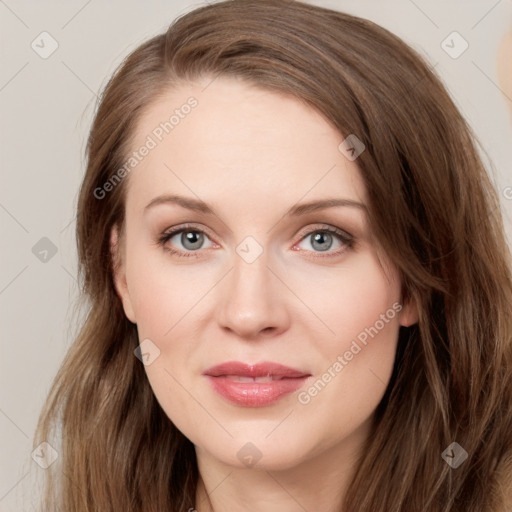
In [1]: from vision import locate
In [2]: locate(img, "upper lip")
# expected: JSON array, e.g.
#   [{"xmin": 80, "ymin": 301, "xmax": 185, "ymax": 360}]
[{"xmin": 203, "ymin": 361, "xmax": 310, "ymax": 379}]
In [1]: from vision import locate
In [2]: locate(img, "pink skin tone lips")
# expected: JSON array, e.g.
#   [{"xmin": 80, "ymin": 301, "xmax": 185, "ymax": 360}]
[{"xmin": 203, "ymin": 361, "xmax": 312, "ymax": 407}]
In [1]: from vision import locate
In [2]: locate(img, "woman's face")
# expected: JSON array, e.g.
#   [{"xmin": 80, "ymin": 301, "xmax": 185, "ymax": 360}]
[{"xmin": 112, "ymin": 76, "xmax": 417, "ymax": 471}]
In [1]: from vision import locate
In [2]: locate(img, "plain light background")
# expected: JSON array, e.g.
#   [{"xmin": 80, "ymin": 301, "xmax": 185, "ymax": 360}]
[{"xmin": 1, "ymin": 0, "xmax": 511, "ymax": 509}]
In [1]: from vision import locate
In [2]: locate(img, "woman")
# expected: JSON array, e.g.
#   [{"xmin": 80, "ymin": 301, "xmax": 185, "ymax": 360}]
[{"xmin": 34, "ymin": 0, "xmax": 512, "ymax": 510}]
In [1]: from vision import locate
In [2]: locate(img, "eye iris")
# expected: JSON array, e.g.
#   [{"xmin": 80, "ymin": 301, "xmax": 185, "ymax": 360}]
[
  {"xmin": 182, "ymin": 230, "xmax": 204, "ymax": 250},
  {"xmin": 311, "ymin": 232, "xmax": 333, "ymax": 252}
]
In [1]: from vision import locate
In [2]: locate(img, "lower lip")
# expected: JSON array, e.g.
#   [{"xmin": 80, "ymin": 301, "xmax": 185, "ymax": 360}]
[{"xmin": 205, "ymin": 376, "xmax": 310, "ymax": 407}]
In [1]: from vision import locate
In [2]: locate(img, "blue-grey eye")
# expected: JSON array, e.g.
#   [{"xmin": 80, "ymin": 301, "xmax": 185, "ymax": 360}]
[
  {"xmin": 180, "ymin": 230, "xmax": 205, "ymax": 250},
  {"xmin": 310, "ymin": 232, "xmax": 334, "ymax": 252}
]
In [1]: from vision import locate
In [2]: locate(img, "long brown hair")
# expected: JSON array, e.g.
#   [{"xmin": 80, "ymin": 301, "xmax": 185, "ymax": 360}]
[{"xmin": 34, "ymin": 1, "xmax": 512, "ymax": 510}]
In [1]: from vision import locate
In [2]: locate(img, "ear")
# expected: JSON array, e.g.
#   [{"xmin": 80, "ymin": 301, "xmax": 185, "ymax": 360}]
[
  {"xmin": 399, "ymin": 294, "xmax": 419, "ymax": 327},
  {"xmin": 111, "ymin": 225, "xmax": 137, "ymax": 323}
]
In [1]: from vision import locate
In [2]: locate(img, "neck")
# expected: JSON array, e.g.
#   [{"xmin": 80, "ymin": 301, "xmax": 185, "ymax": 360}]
[{"xmin": 194, "ymin": 416, "xmax": 372, "ymax": 512}]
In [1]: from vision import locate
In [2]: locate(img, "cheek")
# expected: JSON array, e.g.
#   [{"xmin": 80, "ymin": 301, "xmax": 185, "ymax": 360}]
[
  {"xmin": 289, "ymin": 249, "xmax": 401, "ymax": 353},
  {"xmin": 125, "ymin": 253, "xmax": 205, "ymax": 436},
  {"xmin": 291, "ymin": 251, "xmax": 402, "ymax": 417},
  {"xmin": 125, "ymin": 242, "xmax": 210, "ymax": 339}
]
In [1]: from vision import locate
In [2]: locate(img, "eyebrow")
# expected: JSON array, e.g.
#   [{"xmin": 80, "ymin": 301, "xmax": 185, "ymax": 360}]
[{"xmin": 143, "ymin": 194, "xmax": 366, "ymax": 216}]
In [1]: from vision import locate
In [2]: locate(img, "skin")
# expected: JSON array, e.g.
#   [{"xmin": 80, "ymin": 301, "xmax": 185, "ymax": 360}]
[{"xmin": 112, "ymin": 76, "xmax": 417, "ymax": 512}]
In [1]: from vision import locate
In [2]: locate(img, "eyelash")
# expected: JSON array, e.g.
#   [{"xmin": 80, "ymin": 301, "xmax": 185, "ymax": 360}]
[{"xmin": 156, "ymin": 223, "xmax": 355, "ymax": 260}]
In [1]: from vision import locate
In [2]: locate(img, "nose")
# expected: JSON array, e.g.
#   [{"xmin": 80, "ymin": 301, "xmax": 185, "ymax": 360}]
[{"xmin": 215, "ymin": 250, "xmax": 291, "ymax": 339}]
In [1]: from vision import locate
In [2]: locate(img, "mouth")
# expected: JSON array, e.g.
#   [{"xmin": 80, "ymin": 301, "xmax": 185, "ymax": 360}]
[
  {"xmin": 219, "ymin": 375, "xmax": 293, "ymax": 382},
  {"xmin": 203, "ymin": 361, "xmax": 311, "ymax": 407}
]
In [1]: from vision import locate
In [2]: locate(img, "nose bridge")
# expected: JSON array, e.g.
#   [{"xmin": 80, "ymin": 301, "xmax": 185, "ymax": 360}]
[
  {"xmin": 216, "ymin": 238, "xmax": 289, "ymax": 336},
  {"xmin": 229, "ymin": 243, "xmax": 275, "ymax": 309}
]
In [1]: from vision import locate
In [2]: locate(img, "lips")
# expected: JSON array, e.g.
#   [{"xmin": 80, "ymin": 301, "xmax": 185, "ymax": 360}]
[{"xmin": 203, "ymin": 361, "xmax": 311, "ymax": 407}]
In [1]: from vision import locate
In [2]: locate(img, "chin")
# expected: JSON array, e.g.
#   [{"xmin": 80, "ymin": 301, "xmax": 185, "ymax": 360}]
[{"xmin": 203, "ymin": 435, "xmax": 311, "ymax": 472}]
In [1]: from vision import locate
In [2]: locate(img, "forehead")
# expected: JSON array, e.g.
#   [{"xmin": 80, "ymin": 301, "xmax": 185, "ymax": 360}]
[{"xmin": 124, "ymin": 76, "xmax": 366, "ymax": 214}]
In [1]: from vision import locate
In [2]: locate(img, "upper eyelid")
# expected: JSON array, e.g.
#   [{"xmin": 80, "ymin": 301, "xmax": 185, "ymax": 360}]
[
  {"xmin": 296, "ymin": 224, "xmax": 352, "ymax": 239},
  {"xmin": 162, "ymin": 223, "xmax": 217, "ymax": 242}
]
